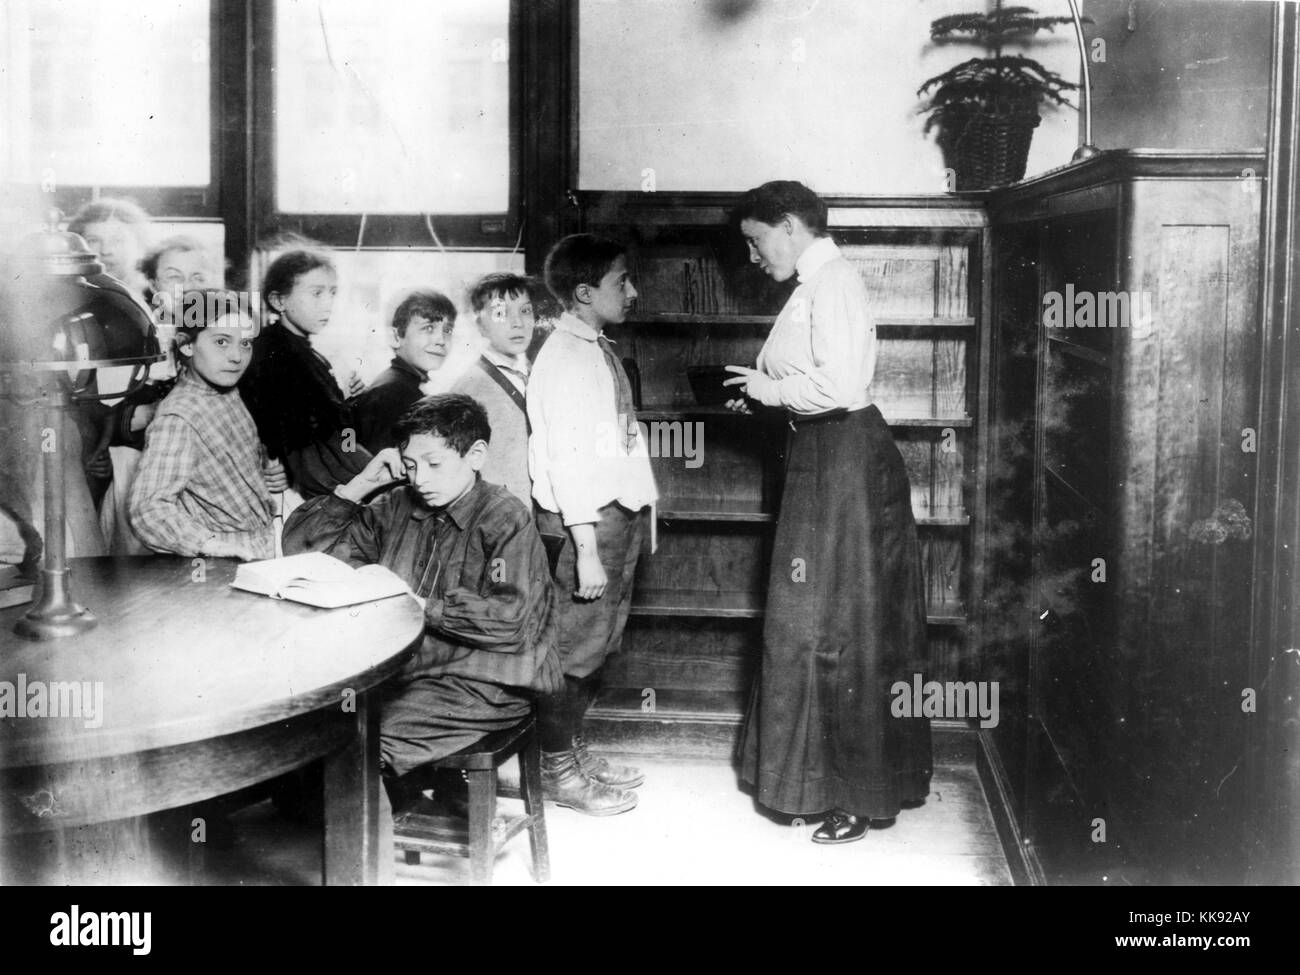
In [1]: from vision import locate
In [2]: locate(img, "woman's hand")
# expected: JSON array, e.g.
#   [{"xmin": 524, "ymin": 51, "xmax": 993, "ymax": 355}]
[
  {"xmin": 336, "ymin": 447, "xmax": 405, "ymax": 503},
  {"xmin": 723, "ymin": 365, "xmax": 764, "ymax": 412}
]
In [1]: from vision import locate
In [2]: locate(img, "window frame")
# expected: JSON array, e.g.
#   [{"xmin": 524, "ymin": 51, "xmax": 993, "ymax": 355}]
[
  {"xmin": 248, "ymin": 0, "xmax": 523, "ymax": 251},
  {"xmin": 22, "ymin": 0, "xmax": 226, "ymax": 221}
]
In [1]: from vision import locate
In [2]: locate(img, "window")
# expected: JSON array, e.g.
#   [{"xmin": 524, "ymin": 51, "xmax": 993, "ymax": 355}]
[
  {"xmin": 0, "ymin": 1, "xmax": 537, "ymax": 384},
  {"xmin": 252, "ymin": 0, "xmax": 523, "ymax": 381},
  {"xmin": 259, "ymin": 0, "xmax": 518, "ymax": 247},
  {"xmin": 275, "ymin": 0, "xmax": 509, "ymax": 215},
  {"xmin": 1, "ymin": 0, "xmax": 214, "ymax": 209}
]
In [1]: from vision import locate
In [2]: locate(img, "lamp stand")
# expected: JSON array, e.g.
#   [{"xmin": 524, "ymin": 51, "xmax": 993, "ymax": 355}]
[
  {"xmin": 14, "ymin": 382, "xmax": 96, "ymax": 640},
  {"xmin": 1067, "ymin": 0, "xmax": 1102, "ymax": 161}
]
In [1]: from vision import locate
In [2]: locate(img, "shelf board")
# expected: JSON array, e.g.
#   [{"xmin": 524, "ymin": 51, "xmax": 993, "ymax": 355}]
[
  {"xmin": 637, "ymin": 404, "xmax": 735, "ymax": 420},
  {"xmin": 927, "ymin": 610, "xmax": 968, "ymax": 625},
  {"xmin": 881, "ymin": 415, "xmax": 973, "ymax": 428},
  {"xmin": 631, "ymin": 589, "xmax": 764, "ymax": 619},
  {"xmin": 876, "ymin": 316, "xmax": 975, "ymax": 329},
  {"xmin": 588, "ymin": 687, "xmax": 748, "ymax": 724},
  {"xmin": 630, "ymin": 587, "xmax": 967, "ymax": 625},
  {"xmin": 915, "ymin": 511, "xmax": 971, "ymax": 526},
  {"xmin": 658, "ymin": 498, "xmax": 774, "ymax": 523},
  {"xmin": 653, "ymin": 500, "xmax": 969, "ymax": 526},
  {"xmin": 637, "ymin": 405, "xmax": 973, "ymax": 428},
  {"xmin": 624, "ymin": 312, "xmax": 774, "ymax": 326},
  {"xmin": 622, "ymin": 314, "xmax": 975, "ymax": 329}
]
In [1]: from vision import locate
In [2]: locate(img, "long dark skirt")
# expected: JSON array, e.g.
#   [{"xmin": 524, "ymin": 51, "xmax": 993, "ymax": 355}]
[{"xmin": 740, "ymin": 405, "xmax": 932, "ymax": 819}]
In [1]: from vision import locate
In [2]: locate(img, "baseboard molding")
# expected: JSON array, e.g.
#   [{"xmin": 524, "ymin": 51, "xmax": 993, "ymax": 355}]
[
  {"xmin": 976, "ymin": 729, "xmax": 1044, "ymax": 886},
  {"xmin": 587, "ymin": 702, "xmax": 977, "ymax": 767},
  {"xmin": 585, "ymin": 705, "xmax": 742, "ymax": 759}
]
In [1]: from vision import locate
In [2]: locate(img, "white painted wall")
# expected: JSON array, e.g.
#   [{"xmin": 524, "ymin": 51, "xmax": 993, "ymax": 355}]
[{"xmin": 578, "ymin": 0, "xmax": 1082, "ymax": 194}]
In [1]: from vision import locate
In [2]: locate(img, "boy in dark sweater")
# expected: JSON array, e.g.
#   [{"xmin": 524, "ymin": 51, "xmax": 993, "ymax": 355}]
[
  {"xmin": 283, "ymin": 394, "xmax": 561, "ymax": 804},
  {"xmin": 353, "ymin": 289, "xmax": 456, "ymax": 453}
]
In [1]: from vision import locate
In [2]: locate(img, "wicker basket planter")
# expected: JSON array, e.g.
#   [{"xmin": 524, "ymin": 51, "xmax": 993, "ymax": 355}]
[
  {"xmin": 918, "ymin": 4, "xmax": 1082, "ymax": 193},
  {"xmin": 936, "ymin": 107, "xmax": 1042, "ymax": 190}
]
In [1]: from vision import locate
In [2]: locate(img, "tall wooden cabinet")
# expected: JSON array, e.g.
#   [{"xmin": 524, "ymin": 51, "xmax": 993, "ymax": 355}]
[
  {"xmin": 577, "ymin": 193, "xmax": 990, "ymax": 753},
  {"xmin": 984, "ymin": 151, "xmax": 1265, "ymax": 883}
]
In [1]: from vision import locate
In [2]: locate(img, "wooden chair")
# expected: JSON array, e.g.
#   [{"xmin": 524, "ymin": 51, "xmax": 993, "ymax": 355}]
[{"xmin": 392, "ymin": 715, "xmax": 549, "ymax": 885}]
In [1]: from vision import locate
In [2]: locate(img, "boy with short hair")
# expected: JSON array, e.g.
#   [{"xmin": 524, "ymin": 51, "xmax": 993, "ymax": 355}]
[
  {"xmin": 282, "ymin": 393, "xmax": 561, "ymax": 801},
  {"xmin": 353, "ymin": 289, "xmax": 456, "ymax": 453},
  {"xmin": 527, "ymin": 234, "xmax": 658, "ymax": 815},
  {"xmin": 450, "ymin": 272, "xmax": 540, "ymax": 507}
]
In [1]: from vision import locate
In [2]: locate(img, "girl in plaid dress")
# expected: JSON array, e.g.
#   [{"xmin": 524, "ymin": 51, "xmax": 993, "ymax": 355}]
[{"xmin": 129, "ymin": 289, "xmax": 287, "ymax": 559}]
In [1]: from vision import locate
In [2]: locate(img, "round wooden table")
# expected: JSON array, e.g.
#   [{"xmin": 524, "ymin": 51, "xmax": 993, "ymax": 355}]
[{"xmin": 0, "ymin": 556, "xmax": 423, "ymax": 884}]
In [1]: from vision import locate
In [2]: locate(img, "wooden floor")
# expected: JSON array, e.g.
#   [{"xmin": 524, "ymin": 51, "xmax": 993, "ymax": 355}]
[{"xmin": 4, "ymin": 726, "xmax": 1011, "ymax": 885}]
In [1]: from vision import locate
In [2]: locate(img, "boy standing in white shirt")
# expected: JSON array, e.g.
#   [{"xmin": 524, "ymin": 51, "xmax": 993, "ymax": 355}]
[{"xmin": 528, "ymin": 234, "xmax": 658, "ymax": 815}]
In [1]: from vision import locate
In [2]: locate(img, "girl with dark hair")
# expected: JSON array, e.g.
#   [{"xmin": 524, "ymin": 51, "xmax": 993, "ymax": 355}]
[
  {"xmin": 725, "ymin": 180, "xmax": 932, "ymax": 844},
  {"xmin": 129, "ymin": 289, "xmax": 286, "ymax": 560},
  {"xmin": 239, "ymin": 247, "xmax": 373, "ymax": 498},
  {"xmin": 97, "ymin": 235, "xmax": 228, "ymax": 554}
]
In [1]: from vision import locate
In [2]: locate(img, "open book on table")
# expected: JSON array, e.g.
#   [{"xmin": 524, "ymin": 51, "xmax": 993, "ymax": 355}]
[
  {"xmin": 231, "ymin": 551, "xmax": 411, "ymax": 609},
  {"xmin": 0, "ymin": 564, "xmax": 36, "ymax": 610}
]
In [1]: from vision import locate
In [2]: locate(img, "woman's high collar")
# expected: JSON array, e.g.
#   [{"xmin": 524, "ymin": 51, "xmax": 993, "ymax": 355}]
[{"xmin": 795, "ymin": 237, "xmax": 841, "ymax": 284}]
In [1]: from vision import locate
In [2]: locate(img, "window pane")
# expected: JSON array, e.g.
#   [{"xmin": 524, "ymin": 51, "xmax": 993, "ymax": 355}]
[
  {"xmin": 1, "ymin": 0, "xmax": 210, "ymax": 187},
  {"xmin": 275, "ymin": 0, "xmax": 510, "ymax": 214}
]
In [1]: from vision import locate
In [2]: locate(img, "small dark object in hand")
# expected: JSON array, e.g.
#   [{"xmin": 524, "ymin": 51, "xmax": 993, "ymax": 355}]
[{"xmin": 687, "ymin": 365, "xmax": 736, "ymax": 406}]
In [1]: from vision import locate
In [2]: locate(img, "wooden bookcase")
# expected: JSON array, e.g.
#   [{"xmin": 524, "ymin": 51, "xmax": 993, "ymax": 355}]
[
  {"xmin": 984, "ymin": 151, "xmax": 1265, "ymax": 883},
  {"xmin": 578, "ymin": 192, "xmax": 990, "ymax": 751}
]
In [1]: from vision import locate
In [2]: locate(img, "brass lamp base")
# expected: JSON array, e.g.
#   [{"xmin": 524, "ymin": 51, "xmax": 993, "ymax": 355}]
[{"xmin": 13, "ymin": 569, "xmax": 97, "ymax": 640}]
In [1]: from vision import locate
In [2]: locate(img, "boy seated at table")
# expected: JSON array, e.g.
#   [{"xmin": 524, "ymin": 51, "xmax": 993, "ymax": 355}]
[
  {"xmin": 353, "ymin": 289, "xmax": 456, "ymax": 453},
  {"xmin": 282, "ymin": 393, "xmax": 562, "ymax": 811}
]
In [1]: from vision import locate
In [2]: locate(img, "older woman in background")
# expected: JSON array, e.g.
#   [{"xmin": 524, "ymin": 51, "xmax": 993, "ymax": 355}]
[
  {"xmin": 68, "ymin": 197, "xmax": 152, "ymax": 297},
  {"xmin": 64, "ymin": 198, "xmax": 156, "ymax": 512}
]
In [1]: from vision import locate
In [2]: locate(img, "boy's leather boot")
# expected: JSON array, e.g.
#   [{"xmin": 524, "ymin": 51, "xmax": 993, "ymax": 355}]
[
  {"xmin": 541, "ymin": 750, "xmax": 637, "ymax": 816},
  {"xmin": 572, "ymin": 733, "xmax": 644, "ymax": 789}
]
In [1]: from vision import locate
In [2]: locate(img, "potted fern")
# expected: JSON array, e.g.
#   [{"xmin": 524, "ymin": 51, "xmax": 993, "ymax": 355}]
[{"xmin": 919, "ymin": 2, "xmax": 1083, "ymax": 190}]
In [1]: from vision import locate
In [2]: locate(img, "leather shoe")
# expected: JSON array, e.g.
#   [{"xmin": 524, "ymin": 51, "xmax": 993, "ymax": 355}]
[
  {"xmin": 541, "ymin": 750, "xmax": 637, "ymax": 816},
  {"xmin": 811, "ymin": 809, "xmax": 869, "ymax": 844},
  {"xmin": 572, "ymin": 734, "xmax": 644, "ymax": 789}
]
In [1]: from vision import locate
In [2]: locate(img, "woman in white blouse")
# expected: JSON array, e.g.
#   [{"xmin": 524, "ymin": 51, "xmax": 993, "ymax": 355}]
[{"xmin": 725, "ymin": 181, "xmax": 932, "ymax": 844}]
